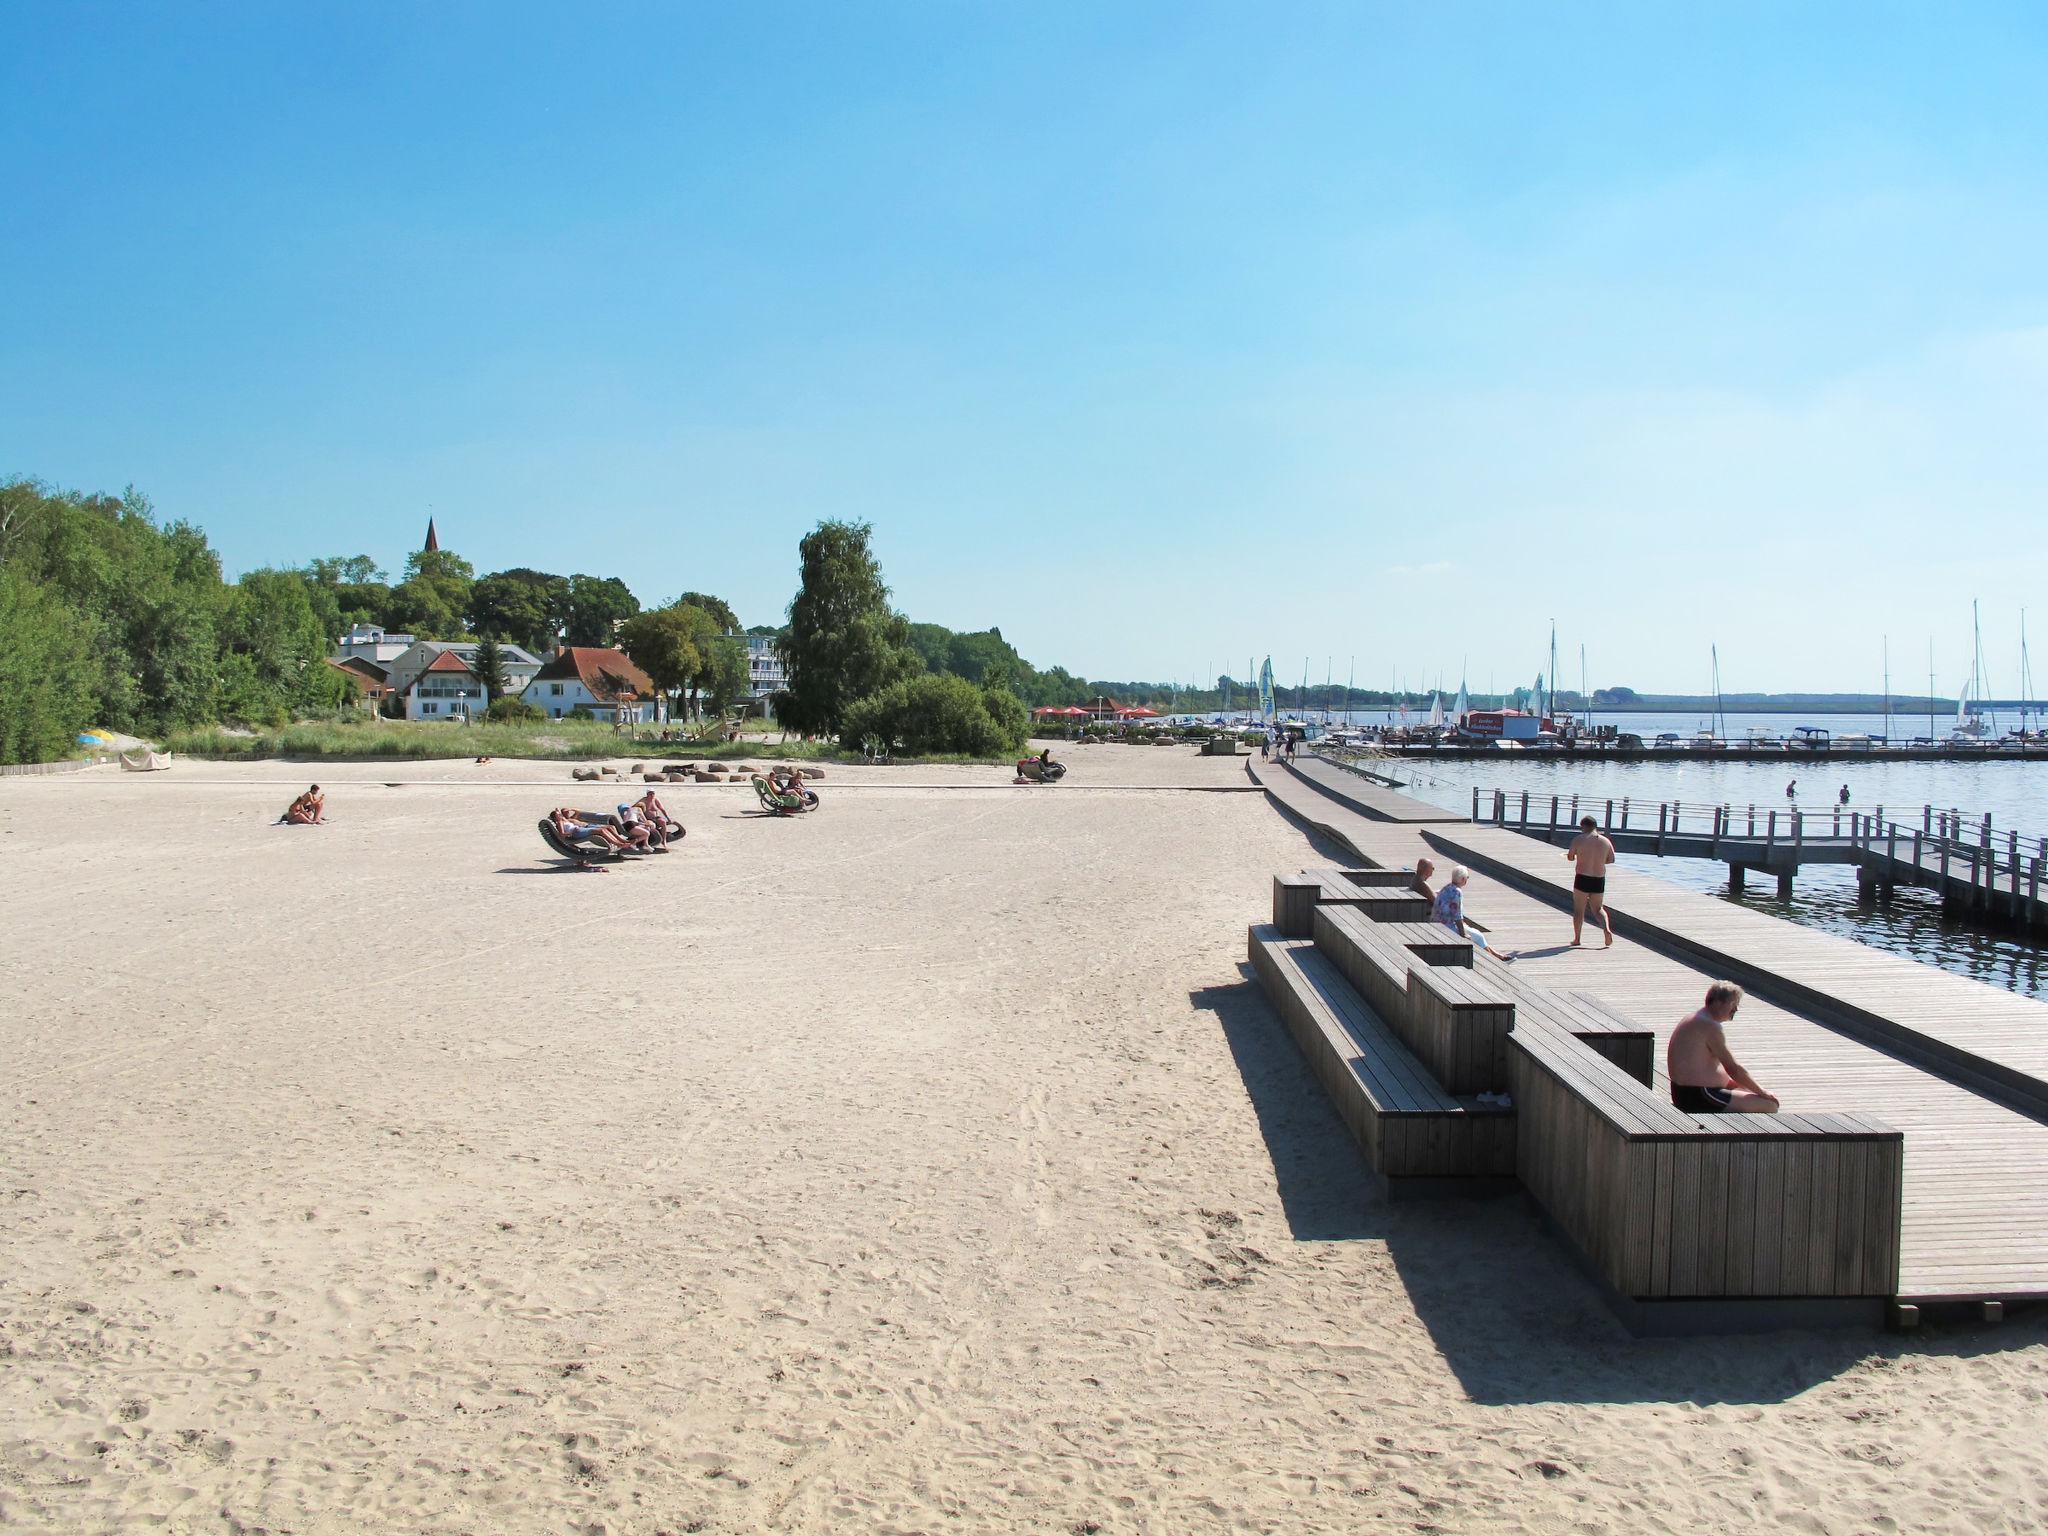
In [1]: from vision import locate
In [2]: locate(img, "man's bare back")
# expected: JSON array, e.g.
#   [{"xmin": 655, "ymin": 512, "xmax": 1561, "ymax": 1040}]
[
  {"xmin": 1667, "ymin": 984, "xmax": 1779, "ymax": 1114},
  {"xmin": 1567, "ymin": 829, "xmax": 1614, "ymax": 877}
]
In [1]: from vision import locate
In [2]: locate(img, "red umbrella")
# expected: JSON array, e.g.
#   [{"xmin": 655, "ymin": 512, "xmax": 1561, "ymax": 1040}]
[{"xmin": 1118, "ymin": 705, "xmax": 1160, "ymax": 718}]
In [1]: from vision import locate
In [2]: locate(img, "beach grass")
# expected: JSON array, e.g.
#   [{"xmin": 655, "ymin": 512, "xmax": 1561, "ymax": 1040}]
[{"xmin": 160, "ymin": 717, "xmax": 1013, "ymax": 765}]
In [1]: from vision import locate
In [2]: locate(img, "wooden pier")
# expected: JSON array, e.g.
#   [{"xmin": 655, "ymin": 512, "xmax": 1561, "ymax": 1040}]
[
  {"xmin": 1475, "ymin": 786, "xmax": 2048, "ymax": 934},
  {"xmin": 1246, "ymin": 756, "xmax": 2048, "ymax": 1319}
]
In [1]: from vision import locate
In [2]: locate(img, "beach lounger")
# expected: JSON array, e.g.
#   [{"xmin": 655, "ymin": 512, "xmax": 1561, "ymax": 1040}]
[
  {"xmin": 539, "ymin": 817, "xmax": 624, "ymax": 870},
  {"xmin": 752, "ymin": 776, "xmax": 816, "ymax": 815}
]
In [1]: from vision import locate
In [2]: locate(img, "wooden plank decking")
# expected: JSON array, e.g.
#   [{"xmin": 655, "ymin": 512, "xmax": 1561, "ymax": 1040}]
[
  {"xmin": 1247, "ymin": 758, "xmax": 2048, "ymax": 1303},
  {"xmin": 1280, "ymin": 755, "xmax": 1470, "ymax": 822}
]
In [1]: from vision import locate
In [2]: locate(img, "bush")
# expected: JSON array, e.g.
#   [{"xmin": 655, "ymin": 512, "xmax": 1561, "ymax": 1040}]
[
  {"xmin": 568, "ymin": 704, "xmax": 595, "ymax": 721},
  {"xmin": 486, "ymin": 695, "xmax": 545, "ymax": 724},
  {"xmin": 839, "ymin": 674, "xmax": 1029, "ymax": 758}
]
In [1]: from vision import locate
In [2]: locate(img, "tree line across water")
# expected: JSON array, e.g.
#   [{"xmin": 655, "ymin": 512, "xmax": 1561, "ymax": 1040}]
[{"xmin": 0, "ymin": 478, "xmax": 1191, "ymax": 764}]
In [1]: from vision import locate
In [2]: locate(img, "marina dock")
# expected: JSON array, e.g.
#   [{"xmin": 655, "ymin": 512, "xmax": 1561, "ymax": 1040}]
[{"xmin": 1247, "ymin": 755, "xmax": 2048, "ymax": 1315}]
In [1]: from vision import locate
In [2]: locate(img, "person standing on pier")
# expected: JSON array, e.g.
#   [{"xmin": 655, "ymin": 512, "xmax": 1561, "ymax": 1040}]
[
  {"xmin": 1565, "ymin": 814, "xmax": 1615, "ymax": 948},
  {"xmin": 1668, "ymin": 982, "xmax": 1780, "ymax": 1114}
]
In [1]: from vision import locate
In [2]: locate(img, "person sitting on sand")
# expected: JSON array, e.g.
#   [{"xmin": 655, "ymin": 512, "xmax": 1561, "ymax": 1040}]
[
  {"xmin": 1668, "ymin": 982, "xmax": 1779, "ymax": 1114},
  {"xmin": 1409, "ymin": 857, "xmax": 1436, "ymax": 905},
  {"xmin": 552, "ymin": 807, "xmax": 633, "ymax": 851},
  {"xmin": 1433, "ymin": 866, "xmax": 1512, "ymax": 963},
  {"xmin": 282, "ymin": 784, "xmax": 325, "ymax": 825}
]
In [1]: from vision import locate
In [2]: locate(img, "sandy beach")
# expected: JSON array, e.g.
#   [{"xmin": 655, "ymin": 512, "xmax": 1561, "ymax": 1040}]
[{"xmin": 3, "ymin": 744, "xmax": 2044, "ymax": 1535}]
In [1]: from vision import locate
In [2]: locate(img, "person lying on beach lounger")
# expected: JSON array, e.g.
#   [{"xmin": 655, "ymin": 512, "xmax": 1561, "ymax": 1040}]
[
  {"xmin": 551, "ymin": 807, "xmax": 633, "ymax": 850},
  {"xmin": 613, "ymin": 803, "xmax": 655, "ymax": 850},
  {"xmin": 1668, "ymin": 982, "xmax": 1779, "ymax": 1114},
  {"xmin": 770, "ymin": 766, "xmax": 819, "ymax": 806},
  {"xmin": 281, "ymin": 785, "xmax": 325, "ymax": 825}
]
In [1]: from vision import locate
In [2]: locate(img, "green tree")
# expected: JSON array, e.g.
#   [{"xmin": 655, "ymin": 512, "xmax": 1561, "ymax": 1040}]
[
  {"xmin": 0, "ymin": 567, "xmax": 95, "ymax": 763},
  {"xmin": 839, "ymin": 673, "xmax": 1029, "ymax": 757},
  {"xmin": 702, "ymin": 634, "xmax": 750, "ymax": 716},
  {"xmin": 474, "ymin": 635, "xmax": 508, "ymax": 700},
  {"xmin": 223, "ymin": 568, "xmax": 336, "ymax": 718},
  {"xmin": 470, "ymin": 567, "xmax": 567, "ymax": 650},
  {"xmin": 672, "ymin": 591, "xmax": 740, "ymax": 633},
  {"xmin": 388, "ymin": 548, "xmax": 475, "ymax": 639},
  {"xmin": 561, "ymin": 574, "xmax": 640, "ymax": 646},
  {"xmin": 619, "ymin": 605, "xmax": 706, "ymax": 718},
  {"xmin": 780, "ymin": 520, "xmax": 917, "ymax": 736}
]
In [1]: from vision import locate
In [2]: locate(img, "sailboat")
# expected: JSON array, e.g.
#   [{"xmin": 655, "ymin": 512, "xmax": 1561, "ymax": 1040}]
[
  {"xmin": 2018, "ymin": 615, "xmax": 2035, "ymax": 742},
  {"xmin": 1953, "ymin": 602, "xmax": 1993, "ymax": 740},
  {"xmin": 1691, "ymin": 646, "xmax": 1728, "ymax": 750}
]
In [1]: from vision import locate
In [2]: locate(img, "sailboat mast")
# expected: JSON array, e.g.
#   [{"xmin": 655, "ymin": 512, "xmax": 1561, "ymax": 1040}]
[{"xmin": 1883, "ymin": 635, "xmax": 1890, "ymax": 740}]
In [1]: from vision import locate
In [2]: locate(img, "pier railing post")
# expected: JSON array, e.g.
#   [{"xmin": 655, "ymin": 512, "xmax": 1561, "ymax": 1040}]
[
  {"xmin": 1605, "ymin": 798, "xmax": 1614, "ymax": 832},
  {"xmin": 1472, "ymin": 786, "xmax": 1480, "ymax": 822},
  {"xmin": 2031, "ymin": 857, "xmax": 2042, "ymax": 929},
  {"xmin": 1795, "ymin": 809, "xmax": 1804, "ymax": 849},
  {"xmin": 1658, "ymin": 802, "xmax": 1667, "ymax": 854},
  {"xmin": 1520, "ymin": 790, "xmax": 1530, "ymax": 828},
  {"xmin": 1550, "ymin": 794, "xmax": 1559, "ymax": 833},
  {"xmin": 1711, "ymin": 805, "xmax": 1723, "ymax": 855},
  {"xmin": 1767, "ymin": 809, "xmax": 1778, "ymax": 853}
]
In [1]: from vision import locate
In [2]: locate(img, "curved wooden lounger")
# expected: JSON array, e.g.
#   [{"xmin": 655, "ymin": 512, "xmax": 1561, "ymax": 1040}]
[{"xmin": 539, "ymin": 817, "xmax": 623, "ymax": 869}]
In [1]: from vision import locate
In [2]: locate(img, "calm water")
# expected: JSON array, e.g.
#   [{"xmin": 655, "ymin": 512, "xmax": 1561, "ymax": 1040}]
[{"xmin": 1361, "ymin": 750, "xmax": 2048, "ymax": 1001}]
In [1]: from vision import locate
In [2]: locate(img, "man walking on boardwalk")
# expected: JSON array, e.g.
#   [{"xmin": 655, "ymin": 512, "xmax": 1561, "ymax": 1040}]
[
  {"xmin": 1565, "ymin": 814, "xmax": 1615, "ymax": 948},
  {"xmin": 1668, "ymin": 982, "xmax": 1780, "ymax": 1114}
]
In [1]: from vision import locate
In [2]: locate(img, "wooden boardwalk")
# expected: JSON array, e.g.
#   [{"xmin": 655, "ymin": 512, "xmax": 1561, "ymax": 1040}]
[
  {"xmin": 1247, "ymin": 759, "xmax": 2048, "ymax": 1304},
  {"xmin": 1280, "ymin": 755, "xmax": 1469, "ymax": 822},
  {"xmin": 1476, "ymin": 788, "xmax": 2048, "ymax": 933}
]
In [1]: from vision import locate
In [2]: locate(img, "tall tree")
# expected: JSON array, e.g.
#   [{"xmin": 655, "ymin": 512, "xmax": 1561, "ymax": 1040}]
[
  {"xmin": 561, "ymin": 574, "xmax": 640, "ymax": 646},
  {"xmin": 780, "ymin": 520, "xmax": 917, "ymax": 736},
  {"xmin": 0, "ymin": 567, "xmax": 94, "ymax": 763},
  {"xmin": 474, "ymin": 635, "xmax": 508, "ymax": 699}
]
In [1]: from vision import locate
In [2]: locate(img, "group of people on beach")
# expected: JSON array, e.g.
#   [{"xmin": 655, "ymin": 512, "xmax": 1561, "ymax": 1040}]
[
  {"xmin": 550, "ymin": 789, "xmax": 678, "ymax": 855},
  {"xmin": 279, "ymin": 785, "xmax": 324, "ymax": 825}
]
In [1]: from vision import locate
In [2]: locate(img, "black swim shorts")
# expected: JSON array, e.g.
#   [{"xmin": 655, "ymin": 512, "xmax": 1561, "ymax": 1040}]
[
  {"xmin": 1672, "ymin": 1085, "xmax": 1734, "ymax": 1114},
  {"xmin": 1573, "ymin": 873, "xmax": 1606, "ymax": 895}
]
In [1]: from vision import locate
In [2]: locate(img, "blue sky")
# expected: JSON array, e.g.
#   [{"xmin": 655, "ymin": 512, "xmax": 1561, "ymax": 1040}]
[{"xmin": 5, "ymin": 2, "xmax": 2047, "ymax": 695}]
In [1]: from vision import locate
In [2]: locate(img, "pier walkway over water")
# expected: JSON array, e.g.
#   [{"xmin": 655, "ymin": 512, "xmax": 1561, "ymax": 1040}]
[
  {"xmin": 1471, "ymin": 786, "xmax": 2048, "ymax": 936},
  {"xmin": 1248, "ymin": 756, "xmax": 2048, "ymax": 1308}
]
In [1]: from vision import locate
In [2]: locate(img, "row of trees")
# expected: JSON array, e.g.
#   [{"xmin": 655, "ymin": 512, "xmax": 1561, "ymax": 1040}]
[{"xmin": 1, "ymin": 481, "xmax": 360, "ymax": 762}]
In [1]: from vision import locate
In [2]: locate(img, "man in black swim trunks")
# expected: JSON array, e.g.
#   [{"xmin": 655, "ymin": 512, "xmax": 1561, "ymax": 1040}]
[
  {"xmin": 1564, "ymin": 814, "xmax": 1615, "ymax": 948},
  {"xmin": 1667, "ymin": 981, "xmax": 1779, "ymax": 1114}
]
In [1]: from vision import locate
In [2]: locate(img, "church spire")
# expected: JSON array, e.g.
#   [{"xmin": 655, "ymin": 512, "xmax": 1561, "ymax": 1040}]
[{"xmin": 423, "ymin": 516, "xmax": 439, "ymax": 553}]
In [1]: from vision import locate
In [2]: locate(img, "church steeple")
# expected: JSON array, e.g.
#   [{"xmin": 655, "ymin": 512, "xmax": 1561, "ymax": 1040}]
[{"xmin": 423, "ymin": 516, "xmax": 439, "ymax": 553}]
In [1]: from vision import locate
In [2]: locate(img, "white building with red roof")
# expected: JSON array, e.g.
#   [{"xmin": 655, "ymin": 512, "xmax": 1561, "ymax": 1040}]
[
  {"xmin": 522, "ymin": 646, "xmax": 660, "ymax": 724},
  {"xmin": 401, "ymin": 649, "xmax": 489, "ymax": 721}
]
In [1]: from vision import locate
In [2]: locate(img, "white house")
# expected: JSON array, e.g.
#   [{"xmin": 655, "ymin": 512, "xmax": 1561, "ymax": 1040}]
[
  {"xmin": 745, "ymin": 634, "xmax": 787, "ymax": 718},
  {"xmin": 402, "ymin": 649, "xmax": 487, "ymax": 722},
  {"xmin": 522, "ymin": 646, "xmax": 659, "ymax": 723},
  {"xmin": 382, "ymin": 639, "xmax": 544, "ymax": 701}
]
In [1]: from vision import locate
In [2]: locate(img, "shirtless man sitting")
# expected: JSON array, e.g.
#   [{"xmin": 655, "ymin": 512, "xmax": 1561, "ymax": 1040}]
[
  {"xmin": 1565, "ymin": 814, "xmax": 1615, "ymax": 948},
  {"xmin": 1409, "ymin": 857, "xmax": 1437, "ymax": 905},
  {"xmin": 1667, "ymin": 981, "xmax": 1779, "ymax": 1114}
]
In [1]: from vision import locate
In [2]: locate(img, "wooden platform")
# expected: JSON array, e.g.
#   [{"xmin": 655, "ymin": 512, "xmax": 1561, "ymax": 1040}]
[
  {"xmin": 1251, "ymin": 755, "xmax": 2048, "ymax": 1306},
  {"xmin": 1266, "ymin": 756, "xmax": 1469, "ymax": 822}
]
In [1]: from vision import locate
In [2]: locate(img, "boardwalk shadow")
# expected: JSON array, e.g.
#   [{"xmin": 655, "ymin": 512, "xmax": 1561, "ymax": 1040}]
[
  {"xmin": 1194, "ymin": 971, "xmax": 2037, "ymax": 1405},
  {"xmin": 1254, "ymin": 793, "xmax": 1371, "ymax": 869}
]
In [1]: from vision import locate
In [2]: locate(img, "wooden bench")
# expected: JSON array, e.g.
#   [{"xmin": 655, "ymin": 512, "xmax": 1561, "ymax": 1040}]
[
  {"xmin": 1274, "ymin": 870, "xmax": 1437, "ymax": 935},
  {"xmin": 1406, "ymin": 961, "xmax": 1518, "ymax": 1095},
  {"xmin": 1496, "ymin": 977, "xmax": 1657, "ymax": 1087},
  {"xmin": 1508, "ymin": 1022, "xmax": 1903, "ymax": 1319},
  {"xmin": 1248, "ymin": 925, "xmax": 1515, "ymax": 1194},
  {"xmin": 1312, "ymin": 906, "xmax": 1471, "ymax": 1023}
]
